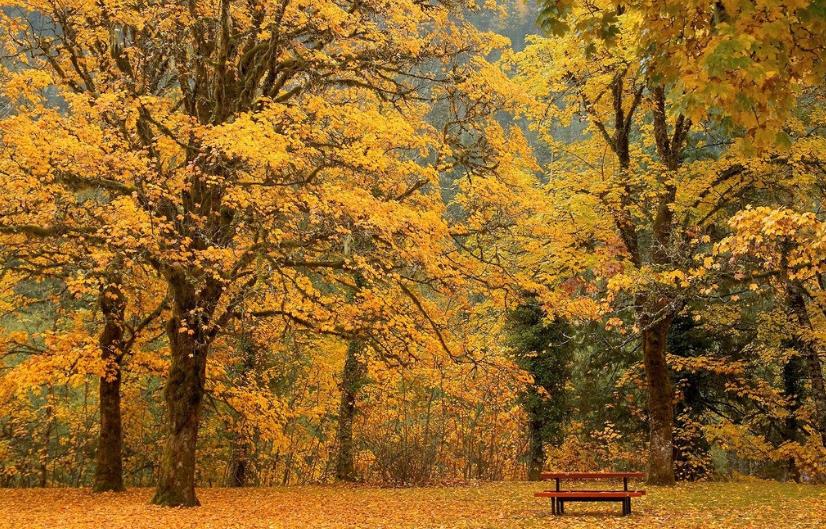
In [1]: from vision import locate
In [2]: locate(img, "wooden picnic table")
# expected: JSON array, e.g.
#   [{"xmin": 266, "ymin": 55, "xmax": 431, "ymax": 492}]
[{"xmin": 534, "ymin": 471, "xmax": 646, "ymax": 516}]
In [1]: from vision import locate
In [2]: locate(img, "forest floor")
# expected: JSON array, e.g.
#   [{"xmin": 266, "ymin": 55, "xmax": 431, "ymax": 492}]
[{"xmin": 1, "ymin": 480, "xmax": 824, "ymax": 529}]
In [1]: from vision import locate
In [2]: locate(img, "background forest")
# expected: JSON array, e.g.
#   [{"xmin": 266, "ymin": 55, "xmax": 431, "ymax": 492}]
[{"xmin": 0, "ymin": 0, "xmax": 824, "ymax": 511}]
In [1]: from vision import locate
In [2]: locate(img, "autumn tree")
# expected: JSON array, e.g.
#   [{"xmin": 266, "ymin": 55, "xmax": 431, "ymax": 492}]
[
  {"xmin": 0, "ymin": 170, "xmax": 166, "ymax": 493},
  {"xmin": 538, "ymin": 0, "xmax": 826, "ymax": 146},
  {"xmin": 90, "ymin": 269, "xmax": 166, "ymax": 492},
  {"xmin": 720, "ymin": 206, "xmax": 826, "ymax": 447},
  {"xmin": 511, "ymin": 0, "xmax": 825, "ymax": 483},
  {"xmin": 0, "ymin": 0, "xmax": 516, "ymax": 505},
  {"xmin": 0, "ymin": 252, "xmax": 165, "ymax": 490}
]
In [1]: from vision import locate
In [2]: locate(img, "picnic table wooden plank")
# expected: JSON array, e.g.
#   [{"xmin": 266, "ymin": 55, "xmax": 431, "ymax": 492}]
[{"xmin": 540, "ymin": 471, "xmax": 645, "ymax": 479}]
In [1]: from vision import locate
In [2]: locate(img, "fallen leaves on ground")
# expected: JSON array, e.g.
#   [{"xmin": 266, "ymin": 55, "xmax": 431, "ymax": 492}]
[{"xmin": 1, "ymin": 480, "xmax": 824, "ymax": 529}]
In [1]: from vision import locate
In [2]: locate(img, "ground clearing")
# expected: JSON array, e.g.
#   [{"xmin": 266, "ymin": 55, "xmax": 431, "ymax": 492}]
[{"xmin": 1, "ymin": 480, "xmax": 823, "ymax": 529}]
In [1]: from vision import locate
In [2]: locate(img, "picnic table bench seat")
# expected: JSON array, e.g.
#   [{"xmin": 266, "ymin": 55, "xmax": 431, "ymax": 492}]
[{"xmin": 535, "ymin": 490, "xmax": 647, "ymax": 496}]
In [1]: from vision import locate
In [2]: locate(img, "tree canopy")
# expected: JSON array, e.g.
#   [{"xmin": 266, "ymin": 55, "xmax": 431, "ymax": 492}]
[{"xmin": 0, "ymin": 0, "xmax": 825, "ymax": 507}]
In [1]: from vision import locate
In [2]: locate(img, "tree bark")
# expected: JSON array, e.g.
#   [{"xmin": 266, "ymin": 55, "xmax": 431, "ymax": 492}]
[
  {"xmin": 641, "ymin": 314, "xmax": 676, "ymax": 485},
  {"xmin": 335, "ymin": 339, "xmax": 365, "ymax": 481},
  {"xmin": 94, "ymin": 371, "xmax": 125, "ymax": 492},
  {"xmin": 93, "ymin": 279, "xmax": 126, "ymax": 493},
  {"xmin": 151, "ymin": 315, "xmax": 207, "ymax": 507}
]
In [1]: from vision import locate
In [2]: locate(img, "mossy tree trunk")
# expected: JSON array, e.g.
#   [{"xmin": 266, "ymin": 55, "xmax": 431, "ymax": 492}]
[
  {"xmin": 640, "ymin": 312, "xmax": 676, "ymax": 486},
  {"xmin": 93, "ymin": 278, "xmax": 127, "ymax": 493},
  {"xmin": 526, "ymin": 399, "xmax": 546, "ymax": 482},
  {"xmin": 335, "ymin": 339, "xmax": 366, "ymax": 482},
  {"xmin": 152, "ymin": 274, "xmax": 214, "ymax": 507}
]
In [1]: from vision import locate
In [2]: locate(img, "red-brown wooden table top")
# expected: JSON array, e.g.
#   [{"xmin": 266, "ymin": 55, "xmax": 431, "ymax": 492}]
[{"xmin": 540, "ymin": 471, "xmax": 645, "ymax": 480}]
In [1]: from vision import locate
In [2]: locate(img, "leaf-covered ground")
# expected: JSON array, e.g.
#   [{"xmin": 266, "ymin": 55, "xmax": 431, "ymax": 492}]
[{"xmin": 1, "ymin": 480, "xmax": 824, "ymax": 529}]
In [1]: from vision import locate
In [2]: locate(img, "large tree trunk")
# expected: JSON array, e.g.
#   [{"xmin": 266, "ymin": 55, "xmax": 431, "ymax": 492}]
[
  {"xmin": 335, "ymin": 339, "xmax": 365, "ymax": 481},
  {"xmin": 93, "ymin": 279, "xmax": 126, "ymax": 492},
  {"xmin": 641, "ymin": 315, "xmax": 676, "ymax": 485},
  {"xmin": 151, "ymin": 316, "xmax": 207, "ymax": 507},
  {"xmin": 94, "ymin": 371, "xmax": 125, "ymax": 492}
]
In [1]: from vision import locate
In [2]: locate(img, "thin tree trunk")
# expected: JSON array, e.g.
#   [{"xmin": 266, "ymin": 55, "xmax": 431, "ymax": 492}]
[
  {"xmin": 335, "ymin": 339, "xmax": 365, "ymax": 481},
  {"xmin": 151, "ymin": 316, "xmax": 207, "ymax": 507},
  {"xmin": 801, "ymin": 345, "xmax": 826, "ymax": 446},
  {"xmin": 669, "ymin": 316, "xmax": 711, "ymax": 482},
  {"xmin": 225, "ymin": 337, "xmax": 256, "ymax": 487},
  {"xmin": 641, "ymin": 315, "xmax": 676, "ymax": 485},
  {"xmin": 786, "ymin": 280, "xmax": 826, "ymax": 446},
  {"xmin": 40, "ymin": 391, "xmax": 53, "ymax": 488},
  {"xmin": 225, "ymin": 442, "xmax": 248, "ymax": 487},
  {"xmin": 526, "ymin": 402, "xmax": 545, "ymax": 481},
  {"xmin": 94, "ymin": 279, "xmax": 126, "ymax": 492},
  {"xmin": 672, "ymin": 374, "xmax": 710, "ymax": 481},
  {"xmin": 781, "ymin": 349, "xmax": 804, "ymax": 482}
]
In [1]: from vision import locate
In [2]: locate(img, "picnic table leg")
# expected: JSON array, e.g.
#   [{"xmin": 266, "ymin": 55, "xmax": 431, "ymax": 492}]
[
  {"xmin": 554, "ymin": 477, "xmax": 560, "ymax": 515},
  {"xmin": 551, "ymin": 498, "xmax": 556, "ymax": 515}
]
